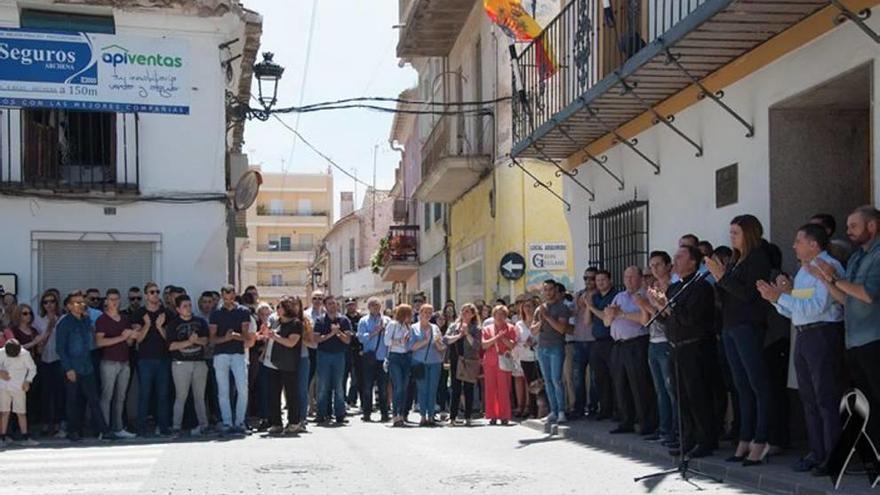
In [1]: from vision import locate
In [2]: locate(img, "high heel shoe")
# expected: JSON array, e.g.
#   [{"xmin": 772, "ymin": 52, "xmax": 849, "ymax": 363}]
[
  {"xmin": 725, "ymin": 454, "xmax": 746, "ymax": 463},
  {"xmin": 742, "ymin": 443, "xmax": 771, "ymax": 467}
]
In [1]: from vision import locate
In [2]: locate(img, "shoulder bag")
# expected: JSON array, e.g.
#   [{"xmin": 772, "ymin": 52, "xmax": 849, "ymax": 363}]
[{"xmin": 410, "ymin": 326, "xmax": 432, "ymax": 379}]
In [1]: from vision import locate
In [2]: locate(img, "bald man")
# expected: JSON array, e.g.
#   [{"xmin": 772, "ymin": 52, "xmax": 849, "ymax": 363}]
[{"xmin": 603, "ymin": 266, "xmax": 657, "ymax": 436}]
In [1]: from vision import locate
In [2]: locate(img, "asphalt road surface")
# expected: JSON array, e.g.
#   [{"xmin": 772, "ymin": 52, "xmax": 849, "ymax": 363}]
[{"xmin": 1, "ymin": 419, "xmax": 762, "ymax": 495}]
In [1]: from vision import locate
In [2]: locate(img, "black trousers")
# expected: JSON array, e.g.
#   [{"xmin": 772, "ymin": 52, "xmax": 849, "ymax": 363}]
[
  {"xmin": 360, "ymin": 356, "xmax": 388, "ymax": 417},
  {"xmin": 268, "ymin": 367, "xmax": 300, "ymax": 427},
  {"xmin": 672, "ymin": 339, "xmax": 719, "ymax": 451},
  {"xmin": 764, "ymin": 337, "xmax": 791, "ymax": 448},
  {"xmin": 589, "ymin": 338, "xmax": 615, "ymax": 417},
  {"xmin": 65, "ymin": 372, "xmax": 109, "ymax": 436},
  {"xmin": 612, "ymin": 336, "xmax": 657, "ymax": 433},
  {"xmin": 846, "ymin": 339, "xmax": 880, "ymax": 447},
  {"xmin": 449, "ymin": 356, "xmax": 475, "ymax": 421},
  {"xmin": 345, "ymin": 349, "xmax": 362, "ymax": 405},
  {"xmin": 521, "ymin": 360, "xmax": 541, "ymax": 417},
  {"xmin": 794, "ymin": 324, "xmax": 845, "ymax": 462}
]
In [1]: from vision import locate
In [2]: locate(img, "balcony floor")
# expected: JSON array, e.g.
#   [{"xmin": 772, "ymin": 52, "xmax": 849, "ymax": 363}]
[
  {"xmin": 512, "ymin": 0, "xmax": 831, "ymax": 160},
  {"xmin": 415, "ymin": 155, "xmax": 491, "ymax": 203}
]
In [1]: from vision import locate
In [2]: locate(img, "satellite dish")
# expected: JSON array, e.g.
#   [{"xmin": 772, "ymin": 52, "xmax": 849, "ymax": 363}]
[{"xmin": 233, "ymin": 170, "xmax": 262, "ymax": 211}]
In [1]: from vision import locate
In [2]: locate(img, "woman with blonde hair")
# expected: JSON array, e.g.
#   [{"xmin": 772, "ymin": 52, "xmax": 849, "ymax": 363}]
[
  {"xmin": 384, "ymin": 304, "xmax": 414, "ymax": 427},
  {"xmin": 262, "ymin": 296, "xmax": 305, "ymax": 435},
  {"xmin": 513, "ymin": 298, "xmax": 539, "ymax": 418},
  {"xmin": 482, "ymin": 305, "xmax": 517, "ymax": 425},
  {"xmin": 411, "ymin": 304, "xmax": 445, "ymax": 426},
  {"xmin": 444, "ymin": 303, "xmax": 481, "ymax": 426}
]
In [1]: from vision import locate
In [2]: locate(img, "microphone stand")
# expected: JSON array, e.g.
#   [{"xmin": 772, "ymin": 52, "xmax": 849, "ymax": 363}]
[{"xmin": 634, "ymin": 270, "xmax": 723, "ymax": 488}]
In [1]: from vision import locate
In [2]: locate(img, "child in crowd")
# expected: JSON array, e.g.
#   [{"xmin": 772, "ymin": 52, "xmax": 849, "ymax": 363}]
[{"xmin": 0, "ymin": 339, "xmax": 38, "ymax": 446}]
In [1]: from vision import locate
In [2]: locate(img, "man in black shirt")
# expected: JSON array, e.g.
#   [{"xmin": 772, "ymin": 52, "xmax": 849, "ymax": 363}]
[
  {"xmin": 167, "ymin": 295, "xmax": 210, "ymax": 436},
  {"xmin": 314, "ymin": 296, "xmax": 353, "ymax": 425},
  {"xmin": 652, "ymin": 246, "xmax": 718, "ymax": 459},
  {"xmin": 131, "ymin": 282, "xmax": 174, "ymax": 436},
  {"xmin": 209, "ymin": 285, "xmax": 253, "ymax": 434},
  {"xmin": 344, "ymin": 298, "xmax": 363, "ymax": 408}
]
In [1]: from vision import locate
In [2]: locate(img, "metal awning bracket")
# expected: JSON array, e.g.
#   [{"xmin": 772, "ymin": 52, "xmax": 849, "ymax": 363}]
[
  {"xmin": 532, "ymin": 137, "xmax": 596, "ymax": 202},
  {"xmin": 663, "ymin": 47, "xmax": 755, "ymax": 138},
  {"xmin": 830, "ymin": 0, "xmax": 880, "ymax": 43},
  {"xmin": 586, "ymin": 105, "xmax": 661, "ymax": 175},
  {"xmin": 616, "ymin": 74, "xmax": 703, "ymax": 157},
  {"xmin": 511, "ymin": 157, "xmax": 574, "ymax": 210}
]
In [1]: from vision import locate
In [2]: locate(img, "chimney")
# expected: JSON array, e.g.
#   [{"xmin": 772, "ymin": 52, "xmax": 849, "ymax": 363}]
[{"xmin": 340, "ymin": 191, "xmax": 354, "ymax": 217}]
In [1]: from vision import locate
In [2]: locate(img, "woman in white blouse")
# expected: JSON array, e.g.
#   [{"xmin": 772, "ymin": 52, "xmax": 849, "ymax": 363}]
[
  {"xmin": 514, "ymin": 298, "xmax": 540, "ymax": 418},
  {"xmin": 384, "ymin": 304, "xmax": 414, "ymax": 427}
]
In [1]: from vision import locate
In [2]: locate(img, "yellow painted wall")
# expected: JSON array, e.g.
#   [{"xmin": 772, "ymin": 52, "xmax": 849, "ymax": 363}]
[{"xmin": 449, "ymin": 160, "xmax": 574, "ymax": 303}]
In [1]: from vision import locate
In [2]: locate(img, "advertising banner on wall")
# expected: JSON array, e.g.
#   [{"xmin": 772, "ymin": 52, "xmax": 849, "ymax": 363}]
[
  {"xmin": 0, "ymin": 28, "xmax": 189, "ymax": 114},
  {"xmin": 528, "ymin": 242, "xmax": 568, "ymax": 270}
]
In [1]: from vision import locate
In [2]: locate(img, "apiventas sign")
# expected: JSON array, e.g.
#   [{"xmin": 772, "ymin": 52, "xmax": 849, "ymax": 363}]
[{"xmin": 0, "ymin": 28, "xmax": 189, "ymax": 114}]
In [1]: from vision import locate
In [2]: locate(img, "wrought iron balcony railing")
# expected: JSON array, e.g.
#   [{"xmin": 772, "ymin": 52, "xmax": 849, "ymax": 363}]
[{"xmin": 513, "ymin": 0, "xmax": 709, "ymax": 150}]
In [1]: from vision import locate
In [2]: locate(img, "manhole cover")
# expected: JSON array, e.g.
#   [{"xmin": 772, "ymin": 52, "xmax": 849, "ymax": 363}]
[
  {"xmin": 255, "ymin": 462, "xmax": 336, "ymax": 475},
  {"xmin": 440, "ymin": 473, "xmax": 527, "ymax": 489}
]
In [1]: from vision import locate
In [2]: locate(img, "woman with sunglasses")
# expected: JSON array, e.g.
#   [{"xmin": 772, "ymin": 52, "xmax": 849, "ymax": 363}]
[
  {"xmin": 34, "ymin": 290, "xmax": 65, "ymax": 437},
  {"xmin": 384, "ymin": 304, "xmax": 413, "ymax": 427},
  {"xmin": 261, "ymin": 296, "xmax": 305, "ymax": 435},
  {"xmin": 3, "ymin": 304, "xmax": 48, "ymax": 352},
  {"xmin": 410, "ymin": 304, "xmax": 445, "ymax": 426}
]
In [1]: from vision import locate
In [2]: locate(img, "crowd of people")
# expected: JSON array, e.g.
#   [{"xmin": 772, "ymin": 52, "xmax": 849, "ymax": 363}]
[{"xmin": 0, "ymin": 206, "xmax": 878, "ymax": 482}]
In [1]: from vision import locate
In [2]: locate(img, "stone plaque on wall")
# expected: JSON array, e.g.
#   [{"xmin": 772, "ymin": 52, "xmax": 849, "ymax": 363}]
[{"xmin": 716, "ymin": 163, "xmax": 738, "ymax": 208}]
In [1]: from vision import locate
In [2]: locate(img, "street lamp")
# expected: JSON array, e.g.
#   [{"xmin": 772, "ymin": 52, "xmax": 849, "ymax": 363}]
[
  {"xmin": 253, "ymin": 52, "xmax": 284, "ymax": 112},
  {"xmin": 227, "ymin": 51, "xmax": 285, "ymax": 122}
]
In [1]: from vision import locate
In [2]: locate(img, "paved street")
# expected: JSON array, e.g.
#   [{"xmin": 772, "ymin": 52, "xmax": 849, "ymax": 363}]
[{"xmin": 1, "ymin": 420, "xmax": 760, "ymax": 495}]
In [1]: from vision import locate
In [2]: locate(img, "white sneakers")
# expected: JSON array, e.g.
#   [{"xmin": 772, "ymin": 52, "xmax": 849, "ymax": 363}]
[
  {"xmin": 556, "ymin": 413, "xmax": 567, "ymax": 424},
  {"xmin": 114, "ymin": 429, "xmax": 137, "ymax": 439},
  {"xmin": 542, "ymin": 413, "xmax": 558, "ymax": 424}
]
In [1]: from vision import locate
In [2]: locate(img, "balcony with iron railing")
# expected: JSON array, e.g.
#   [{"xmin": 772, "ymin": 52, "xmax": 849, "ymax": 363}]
[
  {"xmin": 249, "ymin": 206, "xmax": 330, "ymax": 227},
  {"xmin": 414, "ymin": 113, "xmax": 492, "ymax": 203},
  {"xmin": 380, "ymin": 225, "xmax": 419, "ymax": 282},
  {"xmin": 511, "ymin": 0, "xmax": 830, "ymax": 162},
  {"xmin": 396, "ymin": 0, "xmax": 476, "ymax": 57},
  {"xmin": 256, "ymin": 243, "xmax": 316, "ymax": 253}
]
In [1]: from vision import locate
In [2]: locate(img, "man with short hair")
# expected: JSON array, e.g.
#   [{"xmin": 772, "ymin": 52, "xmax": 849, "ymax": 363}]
[
  {"xmin": 637, "ymin": 251, "xmax": 676, "ymax": 444},
  {"xmin": 131, "ymin": 282, "xmax": 174, "ymax": 436},
  {"xmin": 167, "ymin": 295, "xmax": 210, "ymax": 436},
  {"xmin": 96, "ymin": 289, "xmax": 137, "ymax": 439},
  {"xmin": 679, "ymin": 234, "xmax": 699, "ymax": 248},
  {"xmin": 57, "ymin": 291, "xmax": 115, "ymax": 441},
  {"xmin": 303, "ymin": 290, "xmax": 325, "ymax": 419},
  {"xmin": 344, "ymin": 298, "xmax": 364, "ymax": 408},
  {"xmin": 209, "ymin": 285, "xmax": 253, "ymax": 434},
  {"xmin": 812, "ymin": 205, "xmax": 880, "ymax": 457},
  {"xmin": 759, "ymin": 223, "xmax": 845, "ymax": 475},
  {"xmin": 654, "ymin": 246, "xmax": 718, "ymax": 459},
  {"xmin": 604, "ymin": 266, "xmax": 656, "ymax": 436},
  {"xmin": 534, "ymin": 280, "xmax": 572, "ymax": 424},
  {"xmin": 585, "ymin": 270, "xmax": 617, "ymax": 420},
  {"xmin": 314, "ymin": 296, "xmax": 353, "ymax": 424},
  {"xmin": 122, "ymin": 287, "xmax": 143, "ymax": 317},
  {"xmin": 570, "ymin": 268, "xmax": 599, "ymax": 419},
  {"xmin": 810, "ymin": 213, "xmax": 852, "ymax": 266},
  {"xmin": 357, "ymin": 297, "xmax": 391, "ymax": 422}
]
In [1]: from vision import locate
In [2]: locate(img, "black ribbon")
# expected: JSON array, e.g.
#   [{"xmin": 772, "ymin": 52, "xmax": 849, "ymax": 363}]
[{"xmin": 827, "ymin": 389, "xmax": 880, "ymax": 489}]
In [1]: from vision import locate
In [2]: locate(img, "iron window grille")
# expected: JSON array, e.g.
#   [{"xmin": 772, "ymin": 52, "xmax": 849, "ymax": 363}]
[{"xmin": 588, "ymin": 200, "xmax": 649, "ymax": 287}]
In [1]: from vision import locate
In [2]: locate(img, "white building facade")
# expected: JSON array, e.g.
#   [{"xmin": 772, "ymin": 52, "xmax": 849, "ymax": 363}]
[{"xmin": 0, "ymin": 0, "xmax": 260, "ymax": 303}]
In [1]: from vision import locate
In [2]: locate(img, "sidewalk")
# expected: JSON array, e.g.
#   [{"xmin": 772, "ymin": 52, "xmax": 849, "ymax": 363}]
[{"xmin": 521, "ymin": 418, "xmax": 875, "ymax": 495}]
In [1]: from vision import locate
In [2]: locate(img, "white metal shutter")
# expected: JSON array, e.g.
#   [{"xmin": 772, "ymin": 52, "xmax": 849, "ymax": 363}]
[
  {"xmin": 38, "ymin": 240, "xmax": 154, "ymax": 296},
  {"xmin": 455, "ymin": 260, "xmax": 483, "ymax": 306}
]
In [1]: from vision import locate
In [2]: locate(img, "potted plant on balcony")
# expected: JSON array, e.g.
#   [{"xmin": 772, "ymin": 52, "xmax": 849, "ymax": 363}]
[
  {"xmin": 370, "ymin": 237, "xmax": 389, "ymax": 274},
  {"xmin": 256, "ymin": 204, "xmax": 268, "ymax": 216}
]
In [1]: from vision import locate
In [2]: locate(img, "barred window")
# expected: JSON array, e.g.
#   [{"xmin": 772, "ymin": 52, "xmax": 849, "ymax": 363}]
[{"xmin": 588, "ymin": 200, "xmax": 649, "ymax": 287}]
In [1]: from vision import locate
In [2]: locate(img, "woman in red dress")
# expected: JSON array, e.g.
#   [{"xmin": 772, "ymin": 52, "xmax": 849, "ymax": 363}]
[{"xmin": 481, "ymin": 305, "xmax": 517, "ymax": 425}]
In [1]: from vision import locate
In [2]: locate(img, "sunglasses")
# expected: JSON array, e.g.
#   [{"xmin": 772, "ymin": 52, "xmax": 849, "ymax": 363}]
[
  {"xmin": 42, "ymin": 299, "xmax": 56, "ymax": 305},
  {"xmin": 130, "ymin": 296, "xmax": 142, "ymax": 301},
  {"xmin": 147, "ymin": 290, "xmax": 160, "ymax": 295},
  {"xmin": 21, "ymin": 311, "xmax": 31, "ymax": 316}
]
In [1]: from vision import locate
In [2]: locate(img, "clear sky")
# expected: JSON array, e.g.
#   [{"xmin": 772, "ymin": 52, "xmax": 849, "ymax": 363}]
[{"xmin": 242, "ymin": 0, "xmax": 417, "ymax": 219}]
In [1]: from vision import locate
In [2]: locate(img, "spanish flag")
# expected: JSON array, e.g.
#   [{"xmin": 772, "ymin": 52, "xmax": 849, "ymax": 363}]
[{"xmin": 484, "ymin": 0, "xmax": 557, "ymax": 80}]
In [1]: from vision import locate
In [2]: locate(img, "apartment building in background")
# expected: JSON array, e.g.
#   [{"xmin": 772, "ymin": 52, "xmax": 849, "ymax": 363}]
[{"xmin": 240, "ymin": 166, "xmax": 333, "ymax": 303}]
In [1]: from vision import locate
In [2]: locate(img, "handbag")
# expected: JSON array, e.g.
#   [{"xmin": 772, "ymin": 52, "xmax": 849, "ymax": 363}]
[
  {"xmin": 410, "ymin": 326, "xmax": 433, "ymax": 379},
  {"xmin": 498, "ymin": 352, "xmax": 517, "ymax": 373},
  {"xmin": 456, "ymin": 357, "xmax": 481, "ymax": 384}
]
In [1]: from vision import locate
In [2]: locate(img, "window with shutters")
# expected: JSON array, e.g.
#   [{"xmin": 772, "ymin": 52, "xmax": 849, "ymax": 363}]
[
  {"xmin": 432, "ymin": 275, "xmax": 442, "ymax": 309},
  {"xmin": 348, "ymin": 238, "xmax": 356, "ymax": 273},
  {"xmin": 424, "ymin": 203, "xmax": 431, "ymax": 231}
]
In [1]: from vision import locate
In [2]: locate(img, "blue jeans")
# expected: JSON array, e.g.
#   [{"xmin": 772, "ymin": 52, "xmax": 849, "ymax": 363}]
[
  {"xmin": 416, "ymin": 362, "xmax": 441, "ymax": 417},
  {"xmin": 213, "ymin": 353, "xmax": 248, "ymax": 428},
  {"xmin": 387, "ymin": 352, "xmax": 411, "ymax": 417},
  {"xmin": 723, "ymin": 324, "xmax": 771, "ymax": 443},
  {"xmin": 570, "ymin": 341, "xmax": 591, "ymax": 415},
  {"xmin": 648, "ymin": 341, "xmax": 676, "ymax": 438},
  {"xmin": 537, "ymin": 345, "xmax": 565, "ymax": 415},
  {"xmin": 298, "ymin": 353, "xmax": 310, "ymax": 421},
  {"xmin": 316, "ymin": 351, "xmax": 346, "ymax": 420},
  {"xmin": 137, "ymin": 358, "xmax": 171, "ymax": 432}
]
